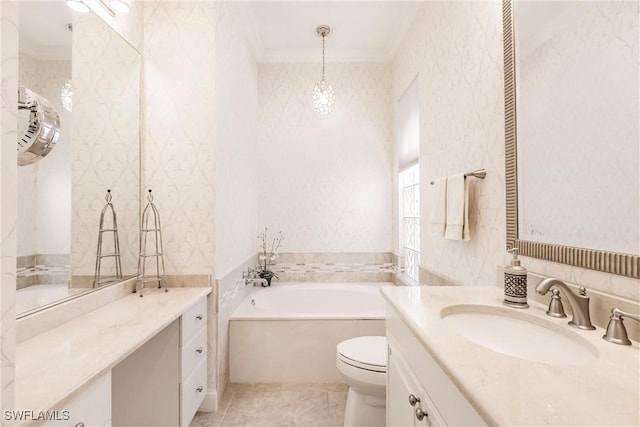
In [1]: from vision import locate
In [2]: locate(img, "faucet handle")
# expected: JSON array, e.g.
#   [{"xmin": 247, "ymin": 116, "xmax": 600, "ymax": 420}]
[
  {"xmin": 546, "ymin": 288, "xmax": 567, "ymax": 318},
  {"xmin": 603, "ymin": 308, "xmax": 640, "ymax": 346},
  {"xmin": 578, "ymin": 286, "xmax": 587, "ymax": 296}
]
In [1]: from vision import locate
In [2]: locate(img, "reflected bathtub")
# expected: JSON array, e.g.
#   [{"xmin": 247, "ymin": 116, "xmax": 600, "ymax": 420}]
[{"xmin": 229, "ymin": 282, "xmax": 391, "ymax": 383}]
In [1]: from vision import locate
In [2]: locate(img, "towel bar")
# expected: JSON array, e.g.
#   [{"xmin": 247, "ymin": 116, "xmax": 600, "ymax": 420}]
[{"xmin": 430, "ymin": 169, "xmax": 486, "ymax": 185}]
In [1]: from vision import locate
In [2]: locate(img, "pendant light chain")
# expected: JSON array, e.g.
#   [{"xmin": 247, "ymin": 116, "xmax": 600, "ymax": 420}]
[{"xmin": 322, "ymin": 34, "xmax": 326, "ymax": 81}]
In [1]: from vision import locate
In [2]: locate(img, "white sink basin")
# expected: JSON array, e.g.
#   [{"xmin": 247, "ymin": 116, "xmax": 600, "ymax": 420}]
[{"xmin": 441, "ymin": 305, "xmax": 599, "ymax": 365}]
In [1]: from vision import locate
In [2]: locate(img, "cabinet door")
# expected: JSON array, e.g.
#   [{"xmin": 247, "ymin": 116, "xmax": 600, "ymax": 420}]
[{"xmin": 387, "ymin": 346, "xmax": 432, "ymax": 427}]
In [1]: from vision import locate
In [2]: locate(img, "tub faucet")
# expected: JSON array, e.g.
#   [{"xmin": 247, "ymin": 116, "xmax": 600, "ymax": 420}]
[
  {"xmin": 242, "ymin": 269, "xmax": 268, "ymax": 287},
  {"xmin": 535, "ymin": 278, "xmax": 595, "ymax": 330}
]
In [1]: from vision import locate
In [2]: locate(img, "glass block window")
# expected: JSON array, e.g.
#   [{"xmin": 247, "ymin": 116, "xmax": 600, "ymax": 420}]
[{"xmin": 400, "ymin": 163, "xmax": 420, "ymax": 281}]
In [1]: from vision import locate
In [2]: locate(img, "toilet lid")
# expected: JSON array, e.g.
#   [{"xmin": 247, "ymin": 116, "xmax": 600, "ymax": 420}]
[{"xmin": 337, "ymin": 336, "xmax": 387, "ymax": 372}]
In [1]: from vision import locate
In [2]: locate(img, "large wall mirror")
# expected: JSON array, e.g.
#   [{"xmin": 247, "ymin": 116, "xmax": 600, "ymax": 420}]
[
  {"xmin": 16, "ymin": 2, "xmax": 141, "ymax": 317},
  {"xmin": 503, "ymin": 0, "xmax": 639, "ymax": 278}
]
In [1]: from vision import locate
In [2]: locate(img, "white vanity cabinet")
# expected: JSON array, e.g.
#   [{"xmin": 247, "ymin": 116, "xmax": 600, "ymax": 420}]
[
  {"xmin": 388, "ymin": 342, "xmax": 443, "ymax": 427},
  {"xmin": 179, "ymin": 296, "xmax": 208, "ymax": 426},
  {"xmin": 386, "ymin": 303, "xmax": 486, "ymax": 427},
  {"xmin": 110, "ymin": 294, "xmax": 209, "ymax": 427}
]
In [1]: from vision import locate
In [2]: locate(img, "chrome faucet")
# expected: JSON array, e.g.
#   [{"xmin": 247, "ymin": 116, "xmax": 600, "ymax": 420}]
[
  {"xmin": 535, "ymin": 278, "xmax": 595, "ymax": 330},
  {"xmin": 602, "ymin": 308, "xmax": 640, "ymax": 345},
  {"xmin": 242, "ymin": 269, "xmax": 268, "ymax": 287}
]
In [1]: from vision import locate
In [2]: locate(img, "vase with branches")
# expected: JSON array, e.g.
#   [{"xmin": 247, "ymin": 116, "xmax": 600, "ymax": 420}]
[{"xmin": 256, "ymin": 228, "xmax": 283, "ymax": 286}]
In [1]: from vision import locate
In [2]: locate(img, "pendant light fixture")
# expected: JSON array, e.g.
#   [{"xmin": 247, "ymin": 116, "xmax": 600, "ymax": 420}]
[{"xmin": 312, "ymin": 25, "xmax": 335, "ymax": 115}]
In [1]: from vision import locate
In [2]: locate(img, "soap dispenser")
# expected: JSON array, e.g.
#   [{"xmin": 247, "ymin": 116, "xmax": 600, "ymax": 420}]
[{"xmin": 504, "ymin": 248, "xmax": 529, "ymax": 308}]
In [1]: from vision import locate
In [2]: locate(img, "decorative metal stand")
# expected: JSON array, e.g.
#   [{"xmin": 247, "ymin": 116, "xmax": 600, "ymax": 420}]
[
  {"xmin": 94, "ymin": 189, "xmax": 123, "ymax": 288},
  {"xmin": 136, "ymin": 189, "xmax": 167, "ymax": 296}
]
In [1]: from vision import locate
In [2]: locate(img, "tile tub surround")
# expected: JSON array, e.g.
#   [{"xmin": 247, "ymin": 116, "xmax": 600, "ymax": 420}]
[
  {"xmin": 270, "ymin": 252, "xmax": 395, "ymax": 282},
  {"xmin": 191, "ymin": 383, "xmax": 348, "ymax": 427},
  {"xmin": 381, "ymin": 286, "xmax": 640, "ymax": 426},
  {"xmin": 15, "ymin": 287, "xmax": 211, "ymax": 425}
]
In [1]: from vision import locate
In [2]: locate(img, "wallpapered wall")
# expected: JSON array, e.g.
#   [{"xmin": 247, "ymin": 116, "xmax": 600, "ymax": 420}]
[
  {"xmin": 393, "ymin": 1, "xmax": 506, "ymax": 288},
  {"xmin": 257, "ymin": 62, "xmax": 393, "ymax": 253},
  {"xmin": 17, "ymin": 54, "xmax": 71, "ymax": 257},
  {"xmin": 393, "ymin": 1, "xmax": 639, "ymax": 301},
  {"xmin": 143, "ymin": 1, "xmax": 216, "ymax": 276}
]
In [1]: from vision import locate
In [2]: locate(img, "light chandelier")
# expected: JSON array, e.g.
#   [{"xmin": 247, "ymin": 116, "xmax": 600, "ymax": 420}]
[
  {"xmin": 61, "ymin": 79, "xmax": 73, "ymax": 112},
  {"xmin": 312, "ymin": 25, "xmax": 335, "ymax": 115}
]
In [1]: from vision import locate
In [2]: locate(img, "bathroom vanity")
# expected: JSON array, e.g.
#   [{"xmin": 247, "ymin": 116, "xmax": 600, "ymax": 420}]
[
  {"xmin": 14, "ymin": 288, "xmax": 210, "ymax": 427},
  {"xmin": 382, "ymin": 286, "xmax": 640, "ymax": 426}
]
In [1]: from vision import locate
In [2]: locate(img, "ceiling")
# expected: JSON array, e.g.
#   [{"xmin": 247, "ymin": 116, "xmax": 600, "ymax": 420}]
[
  {"xmin": 17, "ymin": 1, "xmax": 418, "ymax": 62},
  {"xmin": 19, "ymin": 1, "xmax": 72, "ymax": 60},
  {"xmin": 247, "ymin": 2, "xmax": 420, "ymax": 62}
]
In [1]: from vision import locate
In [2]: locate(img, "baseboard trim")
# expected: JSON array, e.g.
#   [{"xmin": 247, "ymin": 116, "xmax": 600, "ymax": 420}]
[{"xmin": 198, "ymin": 389, "xmax": 218, "ymax": 412}]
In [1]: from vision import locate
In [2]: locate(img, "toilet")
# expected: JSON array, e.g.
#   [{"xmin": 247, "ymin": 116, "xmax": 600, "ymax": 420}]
[{"xmin": 336, "ymin": 336, "xmax": 387, "ymax": 427}]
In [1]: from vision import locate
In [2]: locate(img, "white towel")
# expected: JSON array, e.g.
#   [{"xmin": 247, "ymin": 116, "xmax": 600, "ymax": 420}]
[
  {"xmin": 444, "ymin": 173, "xmax": 471, "ymax": 241},
  {"xmin": 427, "ymin": 178, "xmax": 447, "ymax": 237}
]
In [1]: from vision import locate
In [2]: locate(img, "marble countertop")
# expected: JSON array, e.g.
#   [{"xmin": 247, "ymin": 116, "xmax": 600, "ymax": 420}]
[
  {"xmin": 14, "ymin": 287, "xmax": 211, "ymax": 422},
  {"xmin": 381, "ymin": 286, "xmax": 640, "ymax": 426}
]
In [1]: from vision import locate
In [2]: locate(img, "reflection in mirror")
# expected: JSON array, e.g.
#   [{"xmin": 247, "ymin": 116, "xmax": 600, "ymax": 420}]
[
  {"xmin": 17, "ymin": 1, "xmax": 75, "ymax": 315},
  {"xmin": 515, "ymin": 1, "xmax": 639, "ymax": 255},
  {"xmin": 16, "ymin": 3, "xmax": 141, "ymax": 317},
  {"xmin": 503, "ymin": 0, "xmax": 640, "ymax": 278}
]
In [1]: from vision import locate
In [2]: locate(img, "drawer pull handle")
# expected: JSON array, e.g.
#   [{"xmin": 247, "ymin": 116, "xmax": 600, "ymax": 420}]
[
  {"xmin": 415, "ymin": 407, "xmax": 428, "ymax": 421},
  {"xmin": 408, "ymin": 394, "xmax": 420, "ymax": 407},
  {"xmin": 75, "ymin": 423, "xmax": 85, "ymax": 427},
  {"xmin": 197, "ymin": 386, "xmax": 204, "ymax": 392},
  {"xmin": 196, "ymin": 314, "xmax": 203, "ymax": 320},
  {"xmin": 196, "ymin": 347, "xmax": 203, "ymax": 354}
]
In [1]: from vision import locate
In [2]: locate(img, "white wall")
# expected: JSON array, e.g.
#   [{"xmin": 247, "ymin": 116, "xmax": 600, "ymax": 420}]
[
  {"xmin": 213, "ymin": 1, "xmax": 259, "ymax": 399},
  {"xmin": 257, "ymin": 62, "xmax": 393, "ymax": 253},
  {"xmin": 215, "ymin": 3, "xmax": 258, "ymax": 278}
]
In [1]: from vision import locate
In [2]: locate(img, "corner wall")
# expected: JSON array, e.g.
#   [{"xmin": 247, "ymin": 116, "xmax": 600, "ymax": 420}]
[{"xmin": 213, "ymin": 2, "xmax": 259, "ymax": 400}]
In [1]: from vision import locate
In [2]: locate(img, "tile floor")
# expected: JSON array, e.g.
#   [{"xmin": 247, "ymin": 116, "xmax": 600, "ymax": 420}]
[{"xmin": 190, "ymin": 383, "xmax": 348, "ymax": 427}]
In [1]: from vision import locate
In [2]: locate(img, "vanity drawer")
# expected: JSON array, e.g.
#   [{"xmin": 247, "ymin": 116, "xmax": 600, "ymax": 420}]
[
  {"xmin": 180, "ymin": 358, "xmax": 207, "ymax": 427},
  {"xmin": 181, "ymin": 326, "xmax": 207, "ymax": 380},
  {"xmin": 181, "ymin": 297, "xmax": 207, "ymax": 346},
  {"xmin": 42, "ymin": 372, "xmax": 111, "ymax": 427}
]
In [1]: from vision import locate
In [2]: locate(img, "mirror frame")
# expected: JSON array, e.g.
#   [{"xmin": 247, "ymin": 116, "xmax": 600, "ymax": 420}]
[{"xmin": 502, "ymin": 0, "xmax": 639, "ymax": 279}]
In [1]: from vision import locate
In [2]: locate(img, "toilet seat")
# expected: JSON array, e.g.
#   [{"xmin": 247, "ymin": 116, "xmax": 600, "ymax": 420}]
[{"xmin": 337, "ymin": 336, "xmax": 387, "ymax": 373}]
